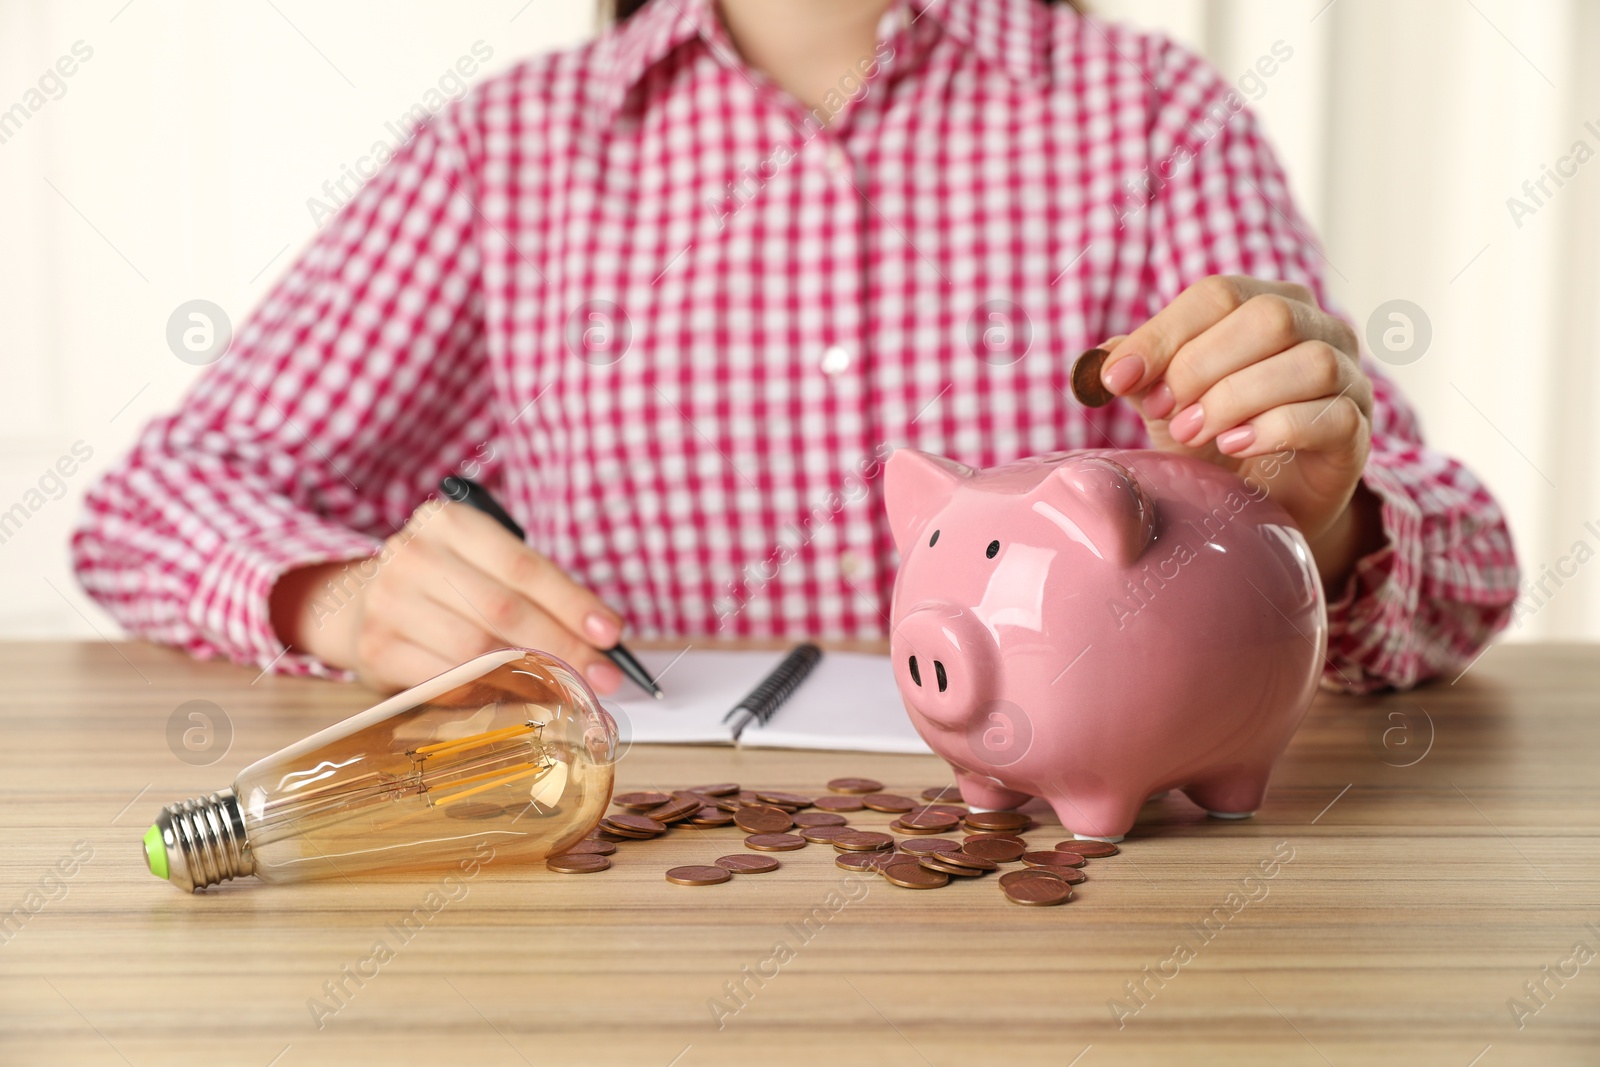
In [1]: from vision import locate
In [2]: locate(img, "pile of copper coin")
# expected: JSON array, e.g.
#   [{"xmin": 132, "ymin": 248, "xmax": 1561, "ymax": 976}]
[{"xmin": 546, "ymin": 777, "xmax": 1120, "ymax": 906}]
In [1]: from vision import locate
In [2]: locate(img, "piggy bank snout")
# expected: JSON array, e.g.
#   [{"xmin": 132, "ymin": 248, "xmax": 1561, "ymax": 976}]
[{"xmin": 891, "ymin": 606, "xmax": 998, "ymax": 728}]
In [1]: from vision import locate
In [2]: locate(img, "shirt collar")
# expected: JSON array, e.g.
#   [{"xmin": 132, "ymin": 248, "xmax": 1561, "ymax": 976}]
[
  {"xmin": 913, "ymin": 0, "xmax": 1052, "ymax": 85},
  {"xmin": 594, "ymin": 0, "xmax": 1054, "ymax": 124},
  {"xmin": 594, "ymin": 0, "xmax": 721, "ymax": 123}
]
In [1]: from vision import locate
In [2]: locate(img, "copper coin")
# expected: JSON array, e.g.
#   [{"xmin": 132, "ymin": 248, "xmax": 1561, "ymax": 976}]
[
  {"xmin": 799, "ymin": 825, "xmax": 854, "ymax": 843},
  {"xmin": 890, "ymin": 820, "xmax": 946, "ymax": 836},
  {"xmin": 1005, "ymin": 876, "xmax": 1073, "ymax": 906},
  {"xmin": 562, "ymin": 839, "xmax": 616, "ymax": 856},
  {"xmin": 963, "ymin": 831, "xmax": 1027, "ymax": 845},
  {"xmin": 832, "ymin": 830, "xmax": 897, "ymax": 852},
  {"xmin": 745, "ymin": 833, "xmax": 808, "ymax": 852},
  {"xmin": 594, "ymin": 830, "xmax": 634, "ymax": 842},
  {"xmin": 882, "ymin": 862, "xmax": 949, "ymax": 889},
  {"xmin": 648, "ymin": 796, "xmax": 703, "ymax": 823},
  {"xmin": 920, "ymin": 804, "xmax": 970, "ymax": 819},
  {"xmin": 962, "ymin": 837, "xmax": 1026, "ymax": 863},
  {"xmin": 737, "ymin": 790, "xmax": 764, "ymax": 805},
  {"xmin": 1070, "ymin": 347, "xmax": 1115, "ymax": 407},
  {"xmin": 734, "ymin": 805, "xmax": 795, "ymax": 834},
  {"xmin": 921, "ymin": 786, "xmax": 965, "ymax": 803},
  {"xmin": 1022, "ymin": 850, "xmax": 1086, "ymax": 868},
  {"xmin": 601, "ymin": 814, "xmax": 665, "ymax": 836},
  {"xmin": 918, "ymin": 854, "xmax": 987, "ymax": 877},
  {"xmin": 939, "ymin": 850, "xmax": 1000, "ymax": 872},
  {"xmin": 690, "ymin": 807, "xmax": 735, "ymax": 827},
  {"xmin": 712, "ymin": 796, "xmax": 743, "ymax": 812},
  {"xmin": 812, "ymin": 795, "xmax": 865, "ymax": 812},
  {"xmin": 793, "ymin": 811, "xmax": 849, "ymax": 828},
  {"xmin": 962, "ymin": 810, "xmax": 1032, "ymax": 832},
  {"xmin": 999, "ymin": 868, "xmax": 1081, "ymax": 889},
  {"xmin": 690, "ymin": 782, "xmax": 740, "ymax": 796},
  {"xmin": 861, "ymin": 793, "xmax": 916, "ymax": 814},
  {"xmin": 898, "ymin": 838, "xmax": 964, "ymax": 856},
  {"xmin": 613, "ymin": 791, "xmax": 670, "ymax": 810},
  {"xmin": 897, "ymin": 811, "xmax": 960, "ymax": 832},
  {"xmin": 827, "ymin": 777, "xmax": 884, "ymax": 794},
  {"xmin": 837, "ymin": 851, "xmax": 901, "ymax": 872},
  {"xmin": 716, "ymin": 854, "xmax": 780, "ymax": 874},
  {"xmin": 1056, "ymin": 839, "xmax": 1120, "ymax": 858},
  {"xmin": 666, "ymin": 864, "xmax": 732, "ymax": 886},
  {"xmin": 547, "ymin": 854, "xmax": 611, "ymax": 874},
  {"xmin": 755, "ymin": 790, "xmax": 814, "ymax": 808},
  {"xmin": 445, "ymin": 801, "xmax": 506, "ymax": 820}
]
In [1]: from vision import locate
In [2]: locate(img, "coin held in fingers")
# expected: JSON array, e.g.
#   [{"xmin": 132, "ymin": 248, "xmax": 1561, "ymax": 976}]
[{"xmin": 1071, "ymin": 348, "xmax": 1115, "ymax": 407}]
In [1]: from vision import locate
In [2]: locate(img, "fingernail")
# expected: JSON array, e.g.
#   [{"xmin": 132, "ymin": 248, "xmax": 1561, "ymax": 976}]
[
  {"xmin": 584, "ymin": 611, "xmax": 620, "ymax": 646},
  {"xmin": 1142, "ymin": 382, "xmax": 1175, "ymax": 420},
  {"xmin": 586, "ymin": 660, "xmax": 623, "ymax": 694},
  {"xmin": 1216, "ymin": 426, "xmax": 1257, "ymax": 454},
  {"xmin": 1169, "ymin": 403, "xmax": 1205, "ymax": 443},
  {"xmin": 1102, "ymin": 355, "xmax": 1145, "ymax": 395}
]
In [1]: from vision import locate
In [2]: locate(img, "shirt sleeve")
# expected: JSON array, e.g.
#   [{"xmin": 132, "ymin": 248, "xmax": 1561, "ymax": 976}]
[
  {"xmin": 1128, "ymin": 35, "xmax": 1521, "ymax": 692},
  {"xmin": 71, "ymin": 106, "xmax": 498, "ymax": 679}
]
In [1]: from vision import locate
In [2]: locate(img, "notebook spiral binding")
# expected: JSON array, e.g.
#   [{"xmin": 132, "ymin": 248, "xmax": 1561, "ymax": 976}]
[{"xmin": 732, "ymin": 642, "xmax": 823, "ymax": 726}]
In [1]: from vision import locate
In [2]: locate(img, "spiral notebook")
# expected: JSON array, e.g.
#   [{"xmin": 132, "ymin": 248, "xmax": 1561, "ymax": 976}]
[{"xmin": 599, "ymin": 645, "xmax": 934, "ymax": 754}]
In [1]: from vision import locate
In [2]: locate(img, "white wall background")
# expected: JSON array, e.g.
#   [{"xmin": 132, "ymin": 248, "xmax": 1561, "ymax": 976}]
[{"xmin": 2, "ymin": 0, "xmax": 1596, "ymax": 643}]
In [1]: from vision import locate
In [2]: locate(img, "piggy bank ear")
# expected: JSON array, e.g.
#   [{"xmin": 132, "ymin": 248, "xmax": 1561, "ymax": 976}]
[
  {"xmin": 884, "ymin": 449, "xmax": 973, "ymax": 555},
  {"xmin": 1029, "ymin": 457, "xmax": 1155, "ymax": 566}
]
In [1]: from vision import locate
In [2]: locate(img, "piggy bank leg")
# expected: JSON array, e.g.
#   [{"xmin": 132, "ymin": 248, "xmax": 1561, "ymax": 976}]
[
  {"xmin": 1046, "ymin": 793, "xmax": 1143, "ymax": 843},
  {"xmin": 1182, "ymin": 771, "xmax": 1271, "ymax": 820},
  {"xmin": 953, "ymin": 769, "xmax": 1032, "ymax": 813}
]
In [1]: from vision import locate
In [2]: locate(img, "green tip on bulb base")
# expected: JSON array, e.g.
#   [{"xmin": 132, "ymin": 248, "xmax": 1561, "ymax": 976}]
[{"xmin": 143, "ymin": 823, "xmax": 169, "ymax": 881}]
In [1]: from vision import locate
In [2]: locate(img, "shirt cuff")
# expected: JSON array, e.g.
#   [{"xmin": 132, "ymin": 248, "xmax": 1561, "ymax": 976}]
[
  {"xmin": 189, "ymin": 518, "xmax": 383, "ymax": 680},
  {"xmin": 1320, "ymin": 455, "xmax": 1425, "ymax": 693}
]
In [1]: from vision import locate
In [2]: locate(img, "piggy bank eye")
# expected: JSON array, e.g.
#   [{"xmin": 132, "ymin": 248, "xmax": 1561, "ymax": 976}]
[
  {"xmin": 929, "ymin": 529, "xmax": 940, "ymax": 547},
  {"xmin": 986, "ymin": 539, "xmax": 1000, "ymax": 559}
]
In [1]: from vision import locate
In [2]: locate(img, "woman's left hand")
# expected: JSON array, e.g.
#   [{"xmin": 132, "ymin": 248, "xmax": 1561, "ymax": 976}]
[{"xmin": 1095, "ymin": 275, "xmax": 1381, "ymax": 581}]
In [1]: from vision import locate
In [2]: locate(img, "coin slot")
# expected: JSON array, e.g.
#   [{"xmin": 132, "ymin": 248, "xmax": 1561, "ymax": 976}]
[
  {"xmin": 934, "ymin": 660, "xmax": 948, "ymax": 692},
  {"xmin": 986, "ymin": 540, "xmax": 1000, "ymax": 559},
  {"xmin": 929, "ymin": 529, "xmax": 940, "ymax": 547},
  {"xmin": 908, "ymin": 656, "xmax": 922, "ymax": 687}
]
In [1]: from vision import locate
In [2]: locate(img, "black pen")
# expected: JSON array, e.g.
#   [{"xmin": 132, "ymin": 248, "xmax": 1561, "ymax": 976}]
[{"xmin": 439, "ymin": 475, "xmax": 664, "ymax": 700}]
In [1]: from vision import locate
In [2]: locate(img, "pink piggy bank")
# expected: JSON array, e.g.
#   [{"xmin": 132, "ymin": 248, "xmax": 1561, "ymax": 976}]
[{"xmin": 886, "ymin": 448, "xmax": 1326, "ymax": 841}]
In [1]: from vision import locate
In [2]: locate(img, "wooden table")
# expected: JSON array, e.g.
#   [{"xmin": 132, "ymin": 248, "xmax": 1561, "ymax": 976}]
[{"xmin": 1, "ymin": 640, "xmax": 1597, "ymax": 1066}]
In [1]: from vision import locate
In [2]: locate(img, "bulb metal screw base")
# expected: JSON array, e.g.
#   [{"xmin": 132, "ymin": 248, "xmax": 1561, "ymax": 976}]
[{"xmin": 145, "ymin": 789, "xmax": 255, "ymax": 892}]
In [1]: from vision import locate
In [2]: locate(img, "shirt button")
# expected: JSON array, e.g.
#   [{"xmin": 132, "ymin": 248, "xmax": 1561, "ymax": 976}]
[
  {"xmin": 820, "ymin": 344, "xmax": 852, "ymax": 376},
  {"xmin": 840, "ymin": 550, "xmax": 864, "ymax": 578}
]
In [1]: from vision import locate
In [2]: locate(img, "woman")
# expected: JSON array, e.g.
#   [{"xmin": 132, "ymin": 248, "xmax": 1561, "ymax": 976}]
[{"xmin": 73, "ymin": 0, "xmax": 1519, "ymax": 695}]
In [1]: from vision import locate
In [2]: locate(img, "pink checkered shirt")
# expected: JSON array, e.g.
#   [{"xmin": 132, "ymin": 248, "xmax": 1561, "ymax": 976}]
[{"xmin": 73, "ymin": 0, "xmax": 1519, "ymax": 691}]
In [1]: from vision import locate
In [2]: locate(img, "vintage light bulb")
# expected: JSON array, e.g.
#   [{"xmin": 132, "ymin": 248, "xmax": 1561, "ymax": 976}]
[{"xmin": 142, "ymin": 648, "xmax": 618, "ymax": 891}]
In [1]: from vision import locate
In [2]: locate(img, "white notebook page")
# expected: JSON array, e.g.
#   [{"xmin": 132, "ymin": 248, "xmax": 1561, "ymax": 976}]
[{"xmin": 600, "ymin": 647, "xmax": 933, "ymax": 755}]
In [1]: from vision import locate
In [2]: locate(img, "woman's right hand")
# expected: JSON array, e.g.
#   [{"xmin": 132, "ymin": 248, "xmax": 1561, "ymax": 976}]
[{"xmin": 269, "ymin": 499, "xmax": 627, "ymax": 695}]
